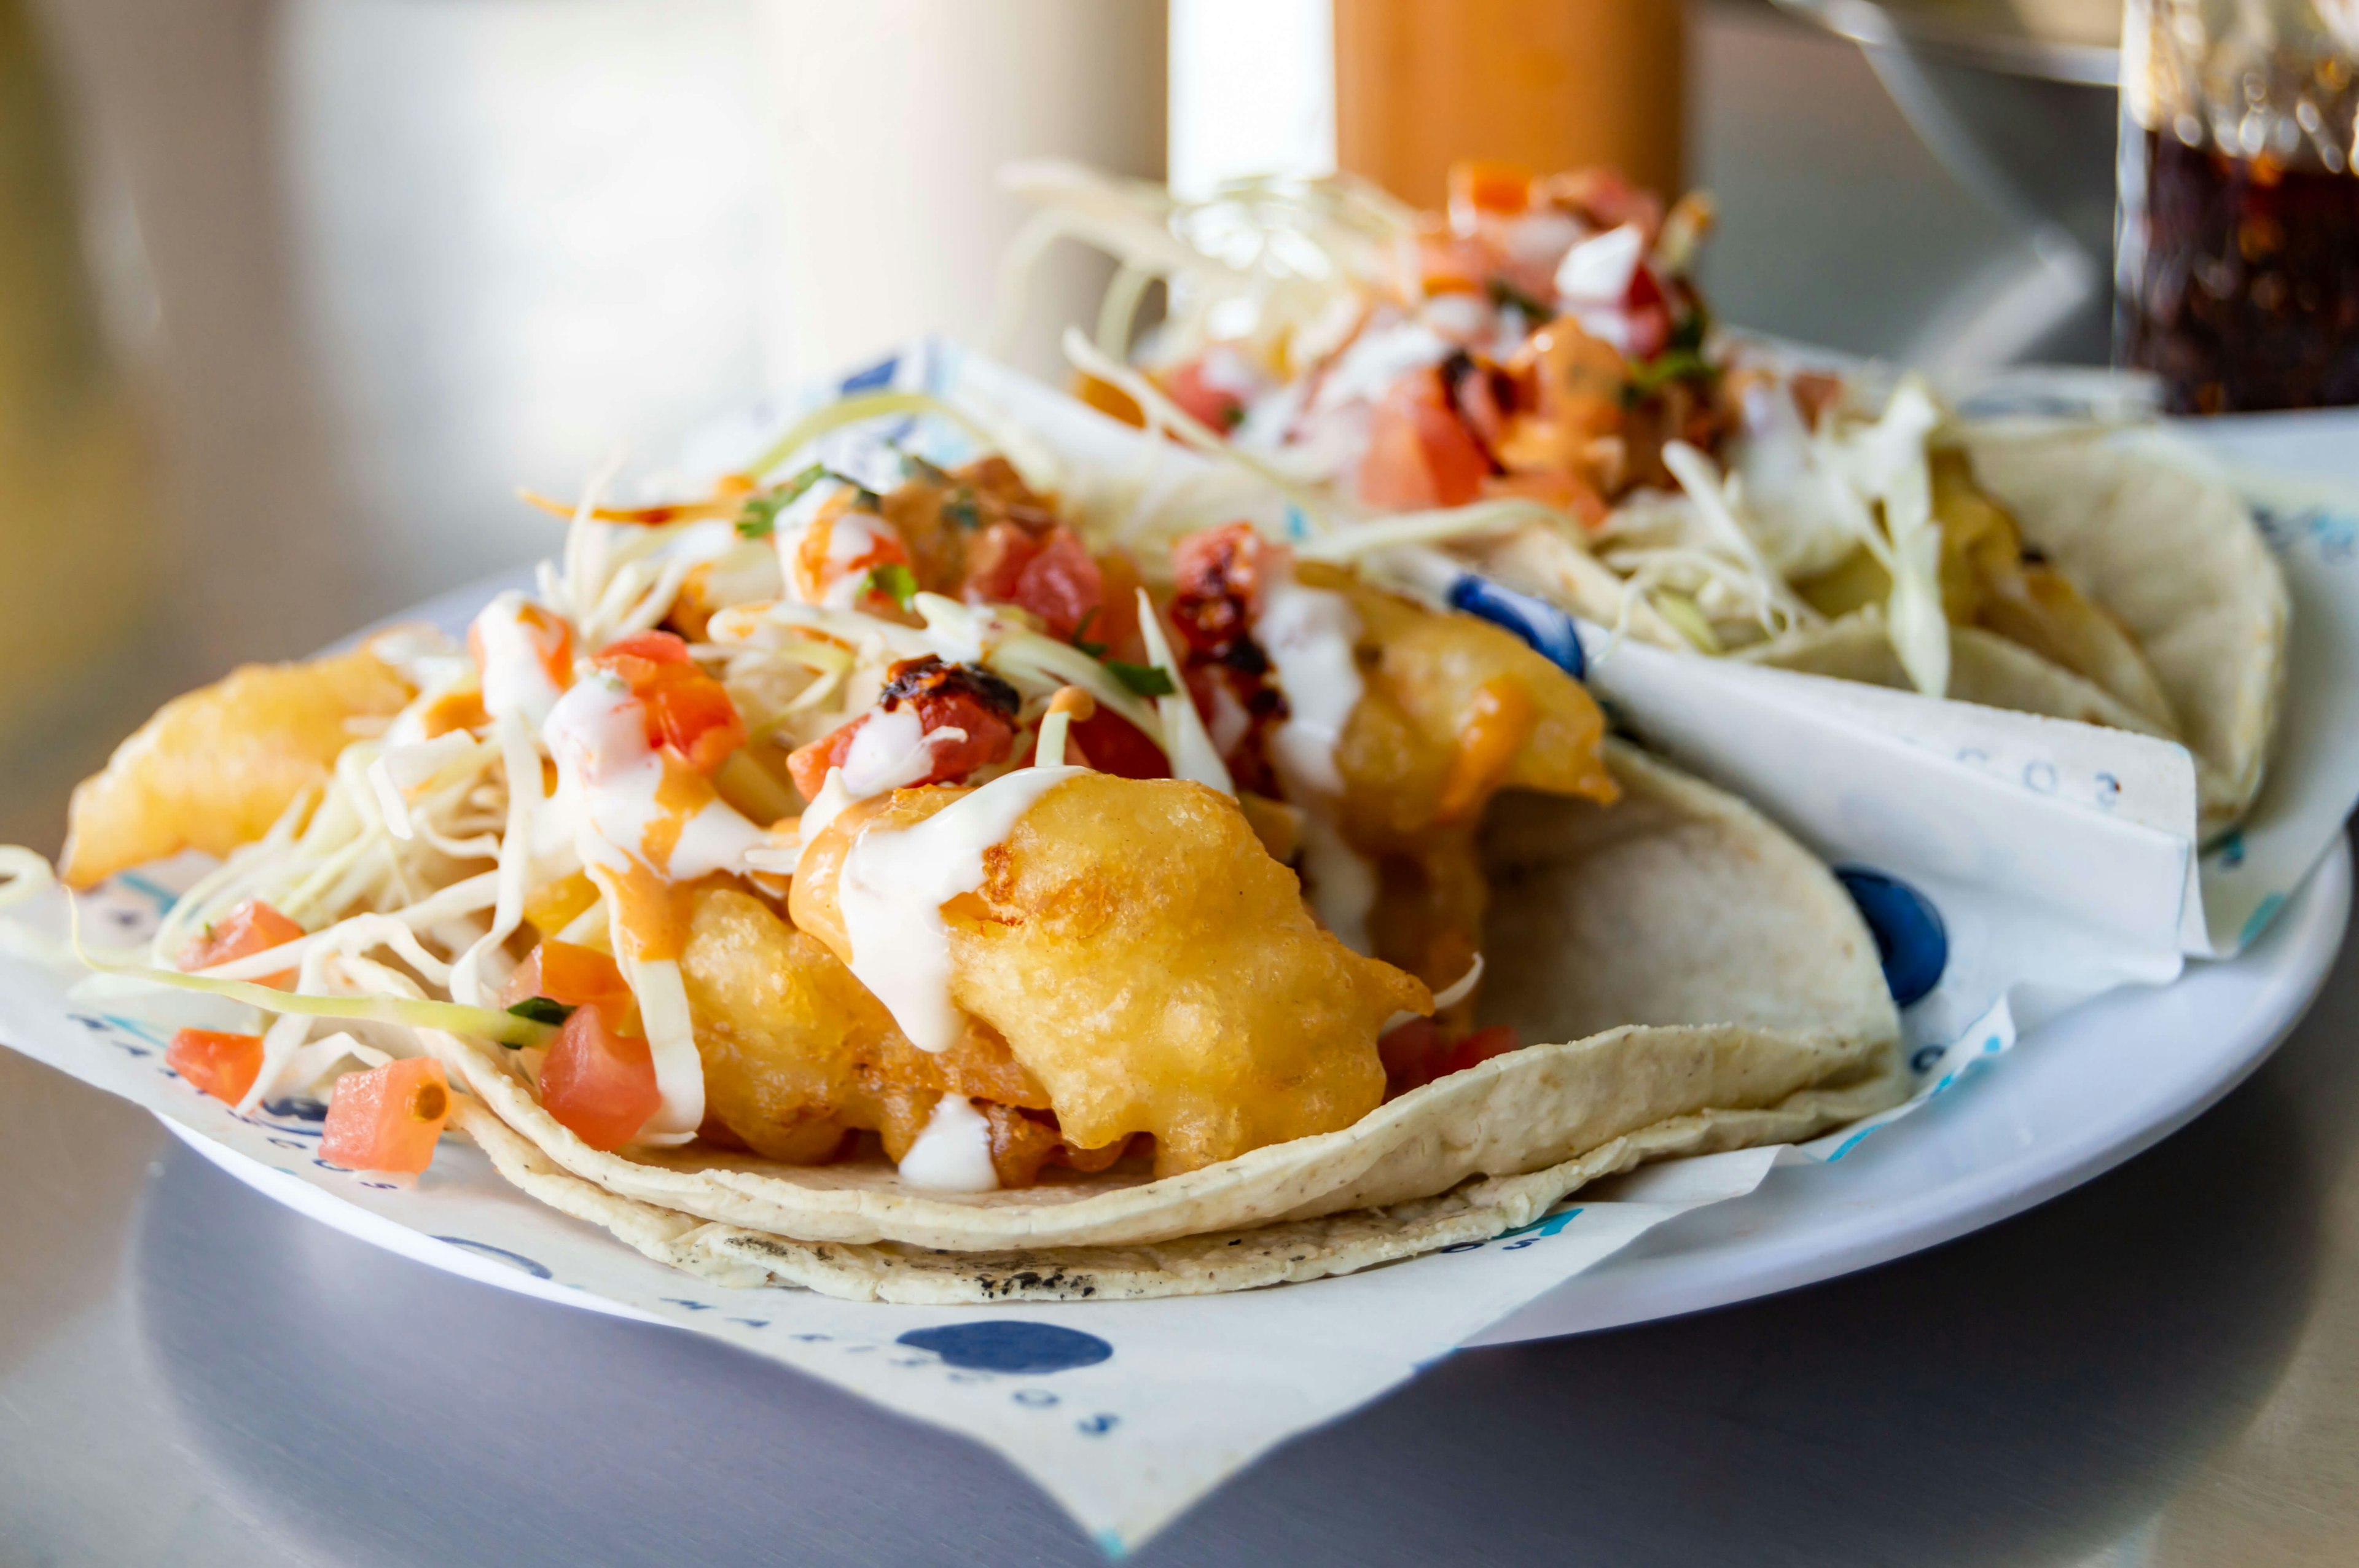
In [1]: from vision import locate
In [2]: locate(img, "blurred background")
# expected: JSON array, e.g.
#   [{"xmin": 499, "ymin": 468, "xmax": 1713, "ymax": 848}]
[{"xmin": 0, "ymin": 0, "xmax": 2129, "ymax": 850}]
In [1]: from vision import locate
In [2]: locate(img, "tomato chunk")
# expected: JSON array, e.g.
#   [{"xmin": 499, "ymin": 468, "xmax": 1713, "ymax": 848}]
[
  {"xmin": 168, "ymin": 1028, "xmax": 266, "ymax": 1106},
  {"xmin": 539, "ymin": 1004, "xmax": 662, "ymax": 1152},
  {"xmin": 786, "ymin": 657, "xmax": 1019, "ymax": 798},
  {"xmin": 591, "ymin": 636, "xmax": 745, "ymax": 774},
  {"xmin": 1070, "ymin": 709, "xmax": 1169, "ymax": 779},
  {"xmin": 959, "ymin": 522, "xmax": 1105, "ymax": 642},
  {"xmin": 1448, "ymin": 158, "xmax": 1534, "ymax": 228},
  {"xmin": 1162, "ymin": 357, "xmax": 1248, "ymax": 433},
  {"xmin": 321, "ymin": 1056, "xmax": 452, "ymax": 1173},
  {"xmin": 178, "ymin": 899, "xmax": 304, "ymax": 987},
  {"xmin": 1380, "ymin": 1020, "xmax": 1519, "ymax": 1096},
  {"xmin": 1168, "ymin": 521, "xmax": 1285, "ymax": 660},
  {"xmin": 500, "ymin": 940, "xmax": 633, "ymax": 1016},
  {"xmin": 1359, "ymin": 366, "xmax": 1492, "ymax": 510}
]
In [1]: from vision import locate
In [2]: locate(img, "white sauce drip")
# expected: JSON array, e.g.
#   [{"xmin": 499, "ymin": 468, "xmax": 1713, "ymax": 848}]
[
  {"xmin": 838, "ymin": 703, "xmax": 966, "ymax": 798},
  {"xmin": 896, "ymin": 1094, "xmax": 1000, "ymax": 1192},
  {"xmin": 783, "ymin": 507, "xmax": 899, "ymax": 609},
  {"xmin": 471, "ymin": 591, "xmax": 570, "ymax": 729},
  {"xmin": 837, "ymin": 766, "xmax": 1086, "ymax": 1052},
  {"xmin": 541, "ymin": 674, "xmax": 765, "ymax": 884},
  {"xmin": 1256, "ymin": 574, "xmax": 1363, "ymax": 798},
  {"xmin": 1306, "ymin": 318, "xmax": 1452, "ymax": 418},
  {"xmin": 1553, "ymin": 222, "xmax": 1646, "ymax": 304}
]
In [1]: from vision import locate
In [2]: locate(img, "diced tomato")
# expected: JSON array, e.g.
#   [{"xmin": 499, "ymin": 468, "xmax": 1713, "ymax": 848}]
[
  {"xmin": 178, "ymin": 899, "xmax": 304, "ymax": 987},
  {"xmin": 785, "ymin": 657, "xmax": 1020, "ymax": 799},
  {"xmin": 500, "ymin": 940, "xmax": 633, "ymax": 1016},
  {"xmin": 960, "ymin": 521, "xmax": 1035, "ymax": 607},
  {"xmin": 168, "ymin": 1028, "xmax": 266, "ymax": 1106},
  {"xmin": 539, "ymin": 1004, "xmax": 662, "ymax": 1152},
  {"xmin": 1070, "ymin": 709, "xmax": 1170, "ymax": 779},
  {"xmin": 1162, "ymin": 358, "xmax": 1248, "ymax": 433},
  {"xmin": 1621, "ymin": 263, "xmax": 1672, "ymax": 362},
  {"xmin": 1358, "ymin": 367, "xmax": 1493, "ymax": 510},
  {"xmin": 590, "ymin": 637, "xmax": 745, "ymax": 774},
  {"xmin": 1171, "ymin": 520, "xmax": 1281, "ymax": 602},
  {"xmin": 321, "ymin": 1056, "xmax": 452, "ymax": 1173},
  {"xmin": 1012, "ymin": 527, "xmax": 1104, "ymax": 641},
  {"xmin": 1380, "ymin": 1020, "xmax": 1519, "ymax": 1096},
  {"xmin": 1448, "ymin": 159, "xmax": 1534, "ymax": 230},
  {"xmin": 959, "ymin": 523, "xmax": 1105, "ymax": 642},
  {"xmin": 786, "ymin": 717, "xmax": 861, "ymax": 799}
]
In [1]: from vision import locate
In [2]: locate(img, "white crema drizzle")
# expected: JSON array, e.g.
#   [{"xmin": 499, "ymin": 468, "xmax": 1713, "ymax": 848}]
[
  {"xmin": 896, "ymin": 1093, "xmax": 1000, "ymax": 1192},
  {"xmin": 837, "ymin": 766, "xmax": 1086, "ymax": 1053}
]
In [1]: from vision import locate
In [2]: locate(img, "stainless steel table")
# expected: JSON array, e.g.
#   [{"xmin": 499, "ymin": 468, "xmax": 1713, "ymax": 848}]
[{"xmin": 4, "ymin": 832, "xmax": 2354, "ymax": 1566}]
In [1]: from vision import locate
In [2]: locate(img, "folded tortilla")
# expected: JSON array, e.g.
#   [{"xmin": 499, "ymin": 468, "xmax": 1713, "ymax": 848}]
[
  {"xmin": 1464, "ymin": 429, "xmax": 2288, "ymax": 840},
  {"xmin": 439, "ymin": 741, "xmax": 1906, "ymax": 1301}
]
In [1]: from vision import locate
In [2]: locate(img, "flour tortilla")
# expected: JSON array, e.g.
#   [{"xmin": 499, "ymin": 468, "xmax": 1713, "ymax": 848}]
[
  {"xmin": 1948, "ymin": 428, "xmax": 2287, "ymax": 837},
  {"xmin": 439, "ymin": 742, "xmax": 1901, "ymax": 1297},
  {"xmin": 1459, "ymin": 429, "xmax": 2288, "ymax": 839}
]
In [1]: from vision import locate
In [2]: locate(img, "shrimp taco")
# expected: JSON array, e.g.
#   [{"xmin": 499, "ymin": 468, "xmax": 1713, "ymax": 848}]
[
  {"xmin": 1006, "ymin": 158, "xmax": 2288, "ymax": 837},
  {"xmin": 42, "ymin": 397, "xmax": 1902, "ymax": 1302}
]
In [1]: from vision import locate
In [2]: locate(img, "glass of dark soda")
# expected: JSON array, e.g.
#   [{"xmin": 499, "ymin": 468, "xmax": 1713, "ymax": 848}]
[{"xmin": 2116, "ymin": 0, "xmax": 2359, "ymax": 412}]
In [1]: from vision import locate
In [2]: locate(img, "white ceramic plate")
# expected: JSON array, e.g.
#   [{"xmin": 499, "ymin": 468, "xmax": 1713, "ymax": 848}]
[{"xmin": 161, "ymin": 577, "xmax": 2354, "ymax": 1343}]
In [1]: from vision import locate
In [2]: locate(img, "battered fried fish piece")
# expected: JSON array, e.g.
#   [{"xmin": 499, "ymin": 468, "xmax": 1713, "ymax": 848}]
[
  {"xmin": 1304, "ymin": 565, "xmax": 1617, "ymax": 1008},
  {"xmin": 60, "ymin": 645, "xmax": 415, "ymax": 888},
  {"xmin": 678, "ymin": 886, "xmax": 1050, "ymax": 1166},
  {"xmin": 793, "ymin": 772, "xmax": 1428, "ymax": 1178}
]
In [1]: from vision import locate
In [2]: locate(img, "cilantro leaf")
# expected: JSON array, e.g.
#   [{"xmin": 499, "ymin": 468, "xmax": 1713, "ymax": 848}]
[
  {"xmin": 1105, "ymin": 660, "xmax": 1176, "ymax": 698},
  {"xmin": 899, "ymin": 451, "xmax": 953, "ymax": 485},
  {"xmin": 1485, "ymin": 276, "xmax": 1557, "ymax": 320},
  {"xmin": 867, "ymin": 562, "xmax": 919, "ymax": 611},
  {"xmin": 737, "ymin": 462, "xmax": 827, "ymax": 538},
  {"xmin": 1623, "ymin": 348, "xmax": 1716, "ymax": 404},
  {"xmin": 942, "ymin": 486, "xmax": 982, "ymax": 530},
  {"xmin": 737, "ymin": 463, "xmax": 881, "ymax": 537},
  {"xmin": 506, "ymin": 996, "xmax": 575, "ymax": 1028},
  {"xmin": 1070, "ymin": 607, "xmax": 1108, "ymax": 659}
]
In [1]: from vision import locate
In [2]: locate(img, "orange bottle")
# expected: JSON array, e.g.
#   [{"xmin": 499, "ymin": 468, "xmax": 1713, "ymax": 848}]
[{"xmin": 1333, "ymin": 0, "xmax": 1686, "ymax": 206}]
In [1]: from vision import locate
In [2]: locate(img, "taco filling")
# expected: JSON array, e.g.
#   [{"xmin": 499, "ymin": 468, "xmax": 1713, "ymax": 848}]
[
  {"xmin": 52, "ymin": 412, "xmax": 1675, "ymax": 1202},
  {"xmin": 1008, "ymin": 158, "xmax": 2287, "ymax": 832}
]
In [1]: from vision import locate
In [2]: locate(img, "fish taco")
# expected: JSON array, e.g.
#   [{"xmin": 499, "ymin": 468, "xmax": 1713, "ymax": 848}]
[
  {"xmin": 1007, "ymin": 158, "xmax": 2288, "ymax": 837},
  {"xmin": 29, "ymin": 397, "xmax": 1902, "ymax": 1301}
]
